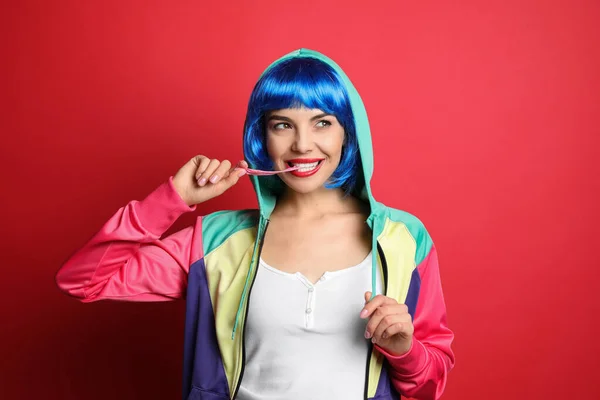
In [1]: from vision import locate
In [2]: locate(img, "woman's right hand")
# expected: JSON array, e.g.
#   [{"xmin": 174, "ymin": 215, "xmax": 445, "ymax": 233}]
[{"xmin": 172, "ymin": 155, "xmax": 248, "ymax": 207}]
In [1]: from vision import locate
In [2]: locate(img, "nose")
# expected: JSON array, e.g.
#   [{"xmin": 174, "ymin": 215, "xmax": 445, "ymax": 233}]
[{"xmin": 291, "ymin": 126, "xmax": 314, "ymax": 153}]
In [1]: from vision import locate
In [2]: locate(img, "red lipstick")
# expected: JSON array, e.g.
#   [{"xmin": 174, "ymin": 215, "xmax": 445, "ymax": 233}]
[{"xmin": 286, "ymin": 158, "xmax": 325, "ymax": 178}]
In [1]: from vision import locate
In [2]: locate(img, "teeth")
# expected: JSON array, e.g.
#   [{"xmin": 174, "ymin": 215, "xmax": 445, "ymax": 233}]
[{"xmin": 290, "ymin": 161, "xmax": 319, "ymax": 172}]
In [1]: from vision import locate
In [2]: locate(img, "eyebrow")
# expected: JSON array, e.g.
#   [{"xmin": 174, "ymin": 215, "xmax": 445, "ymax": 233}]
[{"xmin": 267, "ymin": 113, "xmax": 333, "ymax": 123}]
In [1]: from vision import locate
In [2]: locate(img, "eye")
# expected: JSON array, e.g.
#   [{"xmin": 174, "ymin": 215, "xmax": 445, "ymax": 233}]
[
  {"xmin": 273, "ymin": 122, "xmax": 292, "ymax": 130},
  {"xmin": 316, "ymin": 120, "xmax": 332, "ymax": 128}
]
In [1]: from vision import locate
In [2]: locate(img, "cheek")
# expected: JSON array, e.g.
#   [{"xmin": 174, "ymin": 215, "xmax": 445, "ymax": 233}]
[
  {"xmin": 323, "ymin": 130, "xmax": 345, "ymax": 159},
  {"xmin": 266, "ymin": 135, "xmax": 287, "ymax": 159}
]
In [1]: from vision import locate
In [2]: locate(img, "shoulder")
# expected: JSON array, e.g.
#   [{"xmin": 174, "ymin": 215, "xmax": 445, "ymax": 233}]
[
  {"xmin": 380, "ymin": 204, "xmax": 434, "ymax": 266},
  {"xmin": 201, "ymin": 209, "xmax": 259, "ymax": 256}
]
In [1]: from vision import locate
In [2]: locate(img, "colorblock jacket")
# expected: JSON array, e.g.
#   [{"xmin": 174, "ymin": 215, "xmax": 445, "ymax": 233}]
[{"xmin": 56, "ymin": 49, "xmax": 455, "ymax": 400}]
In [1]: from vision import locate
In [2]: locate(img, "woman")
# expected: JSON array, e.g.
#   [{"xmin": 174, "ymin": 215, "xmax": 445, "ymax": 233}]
[{"xmin": 56, "ymin": 48, "xmax": 455, "ymax": 400}]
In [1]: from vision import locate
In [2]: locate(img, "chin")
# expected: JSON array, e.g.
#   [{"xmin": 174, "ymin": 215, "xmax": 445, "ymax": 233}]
[
  {"xmin": 283, "ymin": 182, "xmax": 326, "ymax": 194},
  {"xmin": 280, "ymin": 174, "xmax": 333, "ymax": 194}
]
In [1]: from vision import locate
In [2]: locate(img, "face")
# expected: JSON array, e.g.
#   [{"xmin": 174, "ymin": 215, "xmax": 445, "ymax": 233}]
[{"xmin": 265, "ymin": 107, "xmax": 345, "ymax": 194}]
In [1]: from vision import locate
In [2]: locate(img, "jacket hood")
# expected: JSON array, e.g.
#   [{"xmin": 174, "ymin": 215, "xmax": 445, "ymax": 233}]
[
  {"xmin": 233, "ymin": 48, "xmax": 384, "ymax": 339},
  {"xmin": 246, "ymin": 48, "xmax": 384, "ymax": 223}
]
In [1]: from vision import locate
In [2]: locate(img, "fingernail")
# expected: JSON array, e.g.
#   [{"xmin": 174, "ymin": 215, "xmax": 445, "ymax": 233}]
[
  {"xmin": 382, "ymin": 332, "xmax": 388, "ymax": 339},
  {"xmin": 360, "ymin": 309, "xmax": 368, "ymax": 318},
  {"xmin": 210, "ymin": 175, "xmax": 219, "ymax": 183},
  {"xmin": 364, "ymin": 330, "xmax": 371, "ymax": 339},
  {"xmin": 237, "ymin": 169, "xmax": 247, "ymax": 177},
  {"xmin": 198, "ymin": 178, "xmax": 207, "ymax": 186},
  {"xmin": 371, "ymin": 337, "xmax": 377, "ymax": 344}
]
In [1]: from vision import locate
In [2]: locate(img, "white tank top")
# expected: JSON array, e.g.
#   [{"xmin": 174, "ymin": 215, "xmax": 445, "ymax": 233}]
[{"xmin": 237, "ymin": 251, "xmax": 383, "ymax": 400}]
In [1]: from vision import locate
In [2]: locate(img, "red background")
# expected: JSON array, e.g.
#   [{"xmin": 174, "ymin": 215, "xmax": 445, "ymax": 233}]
[{"xmin": 2, "ymin": 1, "xmax": 599, "ymax": 399}]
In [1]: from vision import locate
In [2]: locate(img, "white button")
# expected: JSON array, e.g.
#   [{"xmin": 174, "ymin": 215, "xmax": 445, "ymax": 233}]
[
  {"xmin": 306, "ymin": 308, "xmax": 312, "ymax": 314},
  {"xmin": 320, "ymin": 276, "xmax": 326, "ymax": 281},
  {"xmin": 308, "ymin": 287, "xmax": 314, "ymax": 292}
]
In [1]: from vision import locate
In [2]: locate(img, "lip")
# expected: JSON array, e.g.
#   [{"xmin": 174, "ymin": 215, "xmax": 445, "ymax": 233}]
[
  {"xmin": 286, "ymin": 158, "xmax": 325, "ymax": 164},
  {"xmin": 285, "ymin": 158, "xmax": 325, "ymax": 178}
]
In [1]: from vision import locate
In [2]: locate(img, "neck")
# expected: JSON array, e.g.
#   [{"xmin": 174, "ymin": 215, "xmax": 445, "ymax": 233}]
[{"xmin": 273, "ymin": 185, "xmax": 366, "ymax": 219}]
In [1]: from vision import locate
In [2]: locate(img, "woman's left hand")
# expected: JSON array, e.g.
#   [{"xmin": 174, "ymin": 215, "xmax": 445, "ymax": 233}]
[{"xmin": 360, "ymin": 292, "xmax": 414, "ymax": 356}]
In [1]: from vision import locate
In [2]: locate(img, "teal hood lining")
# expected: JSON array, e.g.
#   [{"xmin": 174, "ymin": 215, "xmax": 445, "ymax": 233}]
[{"xmin": 232, "ymin": 48, "xmax": 384, "ymax": 339}]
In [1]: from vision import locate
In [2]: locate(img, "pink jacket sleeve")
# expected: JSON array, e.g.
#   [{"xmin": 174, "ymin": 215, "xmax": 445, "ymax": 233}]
[
  {"xmin": 375, "ymin": 245, "xmax": 455, "ymax": 400},
  {"xmin": 55, "ymin": 176, "xmax": 203, "ymax": 302}
]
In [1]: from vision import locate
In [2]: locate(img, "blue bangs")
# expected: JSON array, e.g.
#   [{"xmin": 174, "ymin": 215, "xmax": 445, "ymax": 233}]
[{"xmin": 243, "ymin": 56, "xmax": 360, "ymax": 194}]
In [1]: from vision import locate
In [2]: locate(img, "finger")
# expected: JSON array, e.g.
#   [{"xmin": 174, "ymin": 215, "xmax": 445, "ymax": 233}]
[
  {"xmin": 197, "ymin": 159, "xmax": 220, "ymax": 186},
  {"xmin": 224, "ymin": 161, "xmax": 248, "ymax": 183},
  {"xmin": 372, "ymin": 314, "xmax": 404, "ymax": 343},
  {"xmin": 195, "ymin": 157, "xmax": 211, "ymax": 182},
  {"xmin": 382, "ymin": 321, "xmax": 413, "ymax": 340},
  {"xmin": 230, "ymin": 160, "xmax": 248, "ymax": 176},
  {"xmin": 364, "ymin": 304, "xmax": 404, "ymax": 339},
  {"xmin": 360, "ymin": 294, "xmax": 397, "ymax": 319},
  {"xmin": 208, "ymin": 160, "xmax": 232, "ymax": 184},
  {"xmin": 215, "ymin": 159, "xmax": 248, "ymax": 189},
  {"xmin": 218, "ymin": 167, "xmax": 246, "ymax": 191},
  {"xmin": 232, "ymin": 161, "xmax": 248, "ymax": 179},
  {"xmin": 373, "ymin": 311, "xmax": 412, "ymax": 342},
  {"xmin": 221, "ymin": 165, "xmax": 239, "ymax": 179}
]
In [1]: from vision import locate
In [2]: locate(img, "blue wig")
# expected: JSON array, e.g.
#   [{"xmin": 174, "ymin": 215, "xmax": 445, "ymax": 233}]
[{"xmin": 243, "ymin": 56, "xmax": 361, "ymax": 195}]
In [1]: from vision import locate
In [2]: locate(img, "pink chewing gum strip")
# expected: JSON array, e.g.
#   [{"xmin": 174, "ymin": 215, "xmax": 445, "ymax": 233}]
[{"xmin": 237, "ymin": 164, "xmax": 299, "ymax": 176}]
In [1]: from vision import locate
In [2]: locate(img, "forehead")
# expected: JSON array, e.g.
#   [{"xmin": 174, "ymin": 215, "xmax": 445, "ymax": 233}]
[{"xmin": 266, "ymin": 107, "xmax": 328, "ymax": 119}]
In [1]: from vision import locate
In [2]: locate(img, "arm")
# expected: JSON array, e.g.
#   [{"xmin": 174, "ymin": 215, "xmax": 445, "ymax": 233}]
[
  {"xmin": 376, "ymin": 245, "xmax": 455, "ymax": 399},
  {"xmin": 55, "ymin": 176, "xmax": 203, "ymax": 302}
]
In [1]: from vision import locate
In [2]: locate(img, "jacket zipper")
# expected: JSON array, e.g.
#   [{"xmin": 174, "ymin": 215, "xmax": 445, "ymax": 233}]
[
  {"xmin": 363, "ymin": 242, "xmax": 389, "ymax": 399},
  {"xmin": 232, "ymin": 219, "xmax": 270, "ymax": 399}
]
